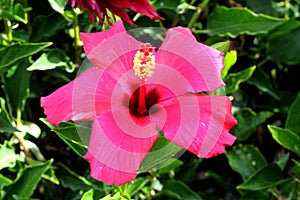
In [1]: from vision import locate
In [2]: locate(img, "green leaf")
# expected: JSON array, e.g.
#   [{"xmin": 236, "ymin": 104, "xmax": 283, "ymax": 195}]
[
  {"xmin": 207, "ymin": 6, "xmax": 285, "ymax": 37},
  {"xmin": 0, "ymin": 98, "xmax": 18, "ymax": 133},
  {"xmin": 27, "ymin": 48, "xmax": 74, "ymax": 71},
  {"xmin": 30, "ymin": 13, "xmax": 67, "ymax": 42},
  {"xmin": 225, "ymin": 66, "xmax": 256, "ymax": 94},
  {"xmin": 211, "ymin": 41, "xmax": 230, "ymax": 53},
  {"xmin": 0, "ymin": 174, "xmax": 12, "ymax": 190},
  {"xmin": 231, "ymin": 108, "xmax": 273, "ymax": 141},
  {"xmin": 268, "ymin": 125, "xmax": 300, "ymax": 156},
  {"xmin": 160, "ymin": 180, "xmax": 203, "ymax": 200},
  {"xmin": 276, "ymin": 153, "xmax": 290, "ymax": 171},
  {"xmin": 0, "ymin": 42, "xmax": 52, "ymax": 73},
  {"xmin": 240, "ymin": 191, "xmax": 270, "ymax": 200},
  {"xmin": 286, "ymin": 91, "xmax": 300, "ymax": 134},
  {"xmin": 3, "ymin": 59, "xmax": 32, "ymax": 111},
  {"xmin": 3, "ymin": 159, "xmax": 53, "ymax": 200},
  {"xmin": 0, "ymin": 145, "xmax": 24, "ymax": 170},
  {"xmin": 127, "ymin": 177, "xmax": 151, "ymax": 196},
  {"xmin": 41, "ymin": 120, "xmax": 88, "ymax": 157},
  {"xmin": 237, "ymin": 163, "xmax": 290, "ymax": 190},
  {"xmin": 176, "ymin": 159, "xmax": 203, "ymax": 186},
  {"xmin": 56, "ymin": 163, "xmax": 97, "ymax": 192},
  {"xmin": 222, "ymin": 50, "xmax": 237, "ymax": 79},
  {"xmin": 140, "ymin": 134, "xmax": 182, "ymax": 172},
  {"xmin": 267, "ymin": 25, "xmax": 300, "ymax": 65},
  {"xmin": 42, "ymin": 168, "xmax": 60, "ymax": 185},
  {"xmin": 246, "ymin": 0, "xmax": 276, "ymax": 16},
  {"xmin": 248, "ymin": 68, "xmax": 280, "ymax": 100},
  {"xmin": 205, "ymin": 170, "xmax": 234, "ymax": 191},
  {"xmin": 13, "ymin": 3, "xmax": 28, "ymax": 23},
  {"xmin": 48, "ymin": 0, "xmax": 66, "ymax": 14},
  {"xmin": 226, "ymin": 145, "xmax": 267, "ymax": 181},
  {"xmin": 158, "ymin": 159, "xmax": 183, "ymax": 174}
]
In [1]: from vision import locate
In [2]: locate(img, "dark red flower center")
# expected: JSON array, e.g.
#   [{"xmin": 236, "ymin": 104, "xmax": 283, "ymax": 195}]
[{"xmin": 129, "ymin": 86, "xmax": 160, "ymax": 118}]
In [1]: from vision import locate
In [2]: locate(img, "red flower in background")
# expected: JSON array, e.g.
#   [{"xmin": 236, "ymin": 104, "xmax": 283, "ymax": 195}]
[{"xmin": 67, "ymin": 0, "xmax": 162, "ymax": 25}]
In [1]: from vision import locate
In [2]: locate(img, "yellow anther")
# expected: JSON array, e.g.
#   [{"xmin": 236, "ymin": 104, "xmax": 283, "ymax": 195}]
[{"xmin": 133, "ymin": 43, "xmax": 155, "ymax": 80}]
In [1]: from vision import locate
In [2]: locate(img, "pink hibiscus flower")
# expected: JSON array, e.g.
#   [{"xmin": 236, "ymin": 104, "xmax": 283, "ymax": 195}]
[
  {"xmin": 41, "ymin": 21, "xmax": 237, "ymax": 185},
  {"xmin": 67, "ymin": 0, "xmax": 162, "ymax": 25}
]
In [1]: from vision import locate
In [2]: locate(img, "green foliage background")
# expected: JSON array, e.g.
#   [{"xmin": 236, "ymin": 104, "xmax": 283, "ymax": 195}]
[{"xmin": 1, "ymin": 0, "xmax": 300, "ymax": 199}]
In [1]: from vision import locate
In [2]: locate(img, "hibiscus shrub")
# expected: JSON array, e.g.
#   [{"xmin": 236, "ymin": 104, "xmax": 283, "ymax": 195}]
[{"xmin": 1, "ymin": 0, "xmax": 300, "ymax": 199}]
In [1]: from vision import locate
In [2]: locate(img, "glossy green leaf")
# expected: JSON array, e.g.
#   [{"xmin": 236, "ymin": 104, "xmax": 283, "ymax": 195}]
[
  {"xmin": 48, "ymin": 0, "xmax": 66, "ymax": 14},
  {"xmin": 27, "ymin": 48, "xmax": 74, "ymax": 71},
  {"xmin": 267, "ymin": 25, "xmax": 300, "ymax": 65},
  {"xmin": 211, "ymin": 41, "xmax": 230, "ymax": 53},
  {"xmin": 0, "ymin": 98, "xmax": 18, "ymax": 133},
  {"xmin": 3, "ymin": 59, "xmax": 32, "ymax": 111},
  {"xmin": 222, "ymin": 50, "xmax": 237, "ymax": 79},
  {"xmin": 248, "ymin": 68, "xmax": 280, "ymax": 100},
  {"xmin": 286, "ymin": 91, "xmax": 300, "ymax": 134},
  {"xmin": 160, "ymin": 180, "xmax": 203, "ymax": 200},
  {"xmin": 276, "ymin": 153, "xmax": 290, "ymax": 171},
  {"xmin": 3, "ymin": 159, "xmax": 52, "ymax": 200},
  {"xmin": 30, "ymin": 13, "xmax": 67, "ymax": 42},
  {"xmin": 237, "ymin": 163, "xmax": 290, "ymax": 190},
  {"xmin": 0, "ymin": 42, "xmax": 52, "ymax": 73},
  {"xmin": 0, "ymin": 145, "xmax": 24, "ymax": 170},
  {"xmin": 41, "ymin": 120, "xmax": 88, "ymax": 157},
  {"xmin": 226, "ymin": 145, "xmax": 267, "ymax": 181},
  {"xmin": 241, "ymin": 191, "xmax": 270, "ymax": 200},
  {"xmin": 268, "ymin": 125, "xmax": 300, "ymax": 156},
  {"xmin": 127, "ymin": 177, "xmax": 151, "ymax": 196},
  {"xmin": 42, "ymin": 168, "xmax": 60, "ymax": 185},
  {"xmin": 56, "ymin": 163, "xmax": 98, "ymax": 192},
  {"xmin": 140, "ymin": 134, "xmax": 182, "ymax": 172},
  {"xmin": 225, "ymin": 66, "xmax": 256, "ymax": 94},
  {"xmin": 231, "ymin": 108, "xmax": 273, "ymax": 141},
  {"xmin": 207, "ymin": 6, "xmax": 285, "ymax": 37}
]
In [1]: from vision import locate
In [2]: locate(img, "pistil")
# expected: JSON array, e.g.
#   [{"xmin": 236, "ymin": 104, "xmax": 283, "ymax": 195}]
[{"xmin": 133, "ymin": 43, "xmax": 156, "ymax": 115}]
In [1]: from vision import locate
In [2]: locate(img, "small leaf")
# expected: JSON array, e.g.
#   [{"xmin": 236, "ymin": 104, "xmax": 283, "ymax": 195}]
[
  {"xmin": 3, "ymin": 159, "xmax": 53, "ymax": 199},
  {"xmin": 276, "ymin": 153, "xmax": 290, "ymax": 171},
  {"xmin": 237, "ymin": 163, "xmax": 290, "ymax": 190},
  {"xmin": 0, "ymin": 174, "xmax": 12, "ymax": 190},
  {"xmin": 222, "ymin": 50, "xmax": 237, "ymax": 79},
  {"xmin": 0, "ymin": 42, "xmax": 52, "ymax": 73},
  {"xmin": 127, "ymin": 177, "xmax": 151, "ymax": 196},
  {"xmin": 27, "ymin": 48, "xmax": 74, "ymax": 71},
  {"xmin": 286, "ymin": 91, "xmax": 300, "ymax": 134},
  {"xmin": 158, "ymin": 160, "xmax": 183, "ymax": 174},
  {"xmin": 225, "ymin": 66, "xmax": 256, "ymax": 94},
  {"xmin": 211, "ymin": 41, "xmax": 230, "ymax": 53},
  {"xmin": 48, "ymin": 0, "xmax": 66, "ymax": 14},
  {"xmin": 231, "ymin": 108, "xmax": 273, "ymax": 141},
  {"xmin": 226, "ymin": 145, "xmax": 267, "ymax": 181},
  {"xmin": 268, "ymin": 125, "xmax": 300, "ymax": 156},
  {"xmin": 160, "ymin": 180, "xmax": 203, "ymax": 200},
  {"xmin": 13, "ymin": 3, "xmax": 28, "ymax": 23},
  {"xmin": 41, "ymin": 120, "xmax": 88, "ymax": 157},
  {"xmin": 0, "ymin": 145, "xmax": 24, "ymax": 170},
  {"xmin": 0, "ymin": 98, "xmax": 18, "ymax": 133},
  {"xmin": 207, "ymin": 6, "xmax": 285, "ymax": 37}
]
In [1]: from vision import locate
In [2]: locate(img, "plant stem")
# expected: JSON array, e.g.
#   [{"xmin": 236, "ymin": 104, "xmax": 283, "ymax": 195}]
[
  {"xmin": 3, "ymin": 18, "xmax": 13, "ymax": 44},
  {"xmin": 187, "ymin": 0, "xmax": 210, "ymax": 29},
  {"xmin": 13, "ymin": 108, "xmax": 32, "ymax": 157},
  {"xmin": 73, "ymin": 10, "xmax": 82, "ymax": 67}
]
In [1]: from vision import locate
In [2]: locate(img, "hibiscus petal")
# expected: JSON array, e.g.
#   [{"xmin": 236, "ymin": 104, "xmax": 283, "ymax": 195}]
[
  {"xmin": 85, "ymin": 111, "xmax": 158, "ymax": 185},
  {"xmin": 156, "ymin": 27, "xmax": 225, "ymax": 92},
  {"xmin": 80, "ymin": 21, "xmax": 141, "ymax": 75},
  {"xmin": 151, "ymin": 94, "xmax": 236, "ymax": 158},
  {"xmin": 41, "ymin": 68, "xmax": 117, "ymax": 126}
]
